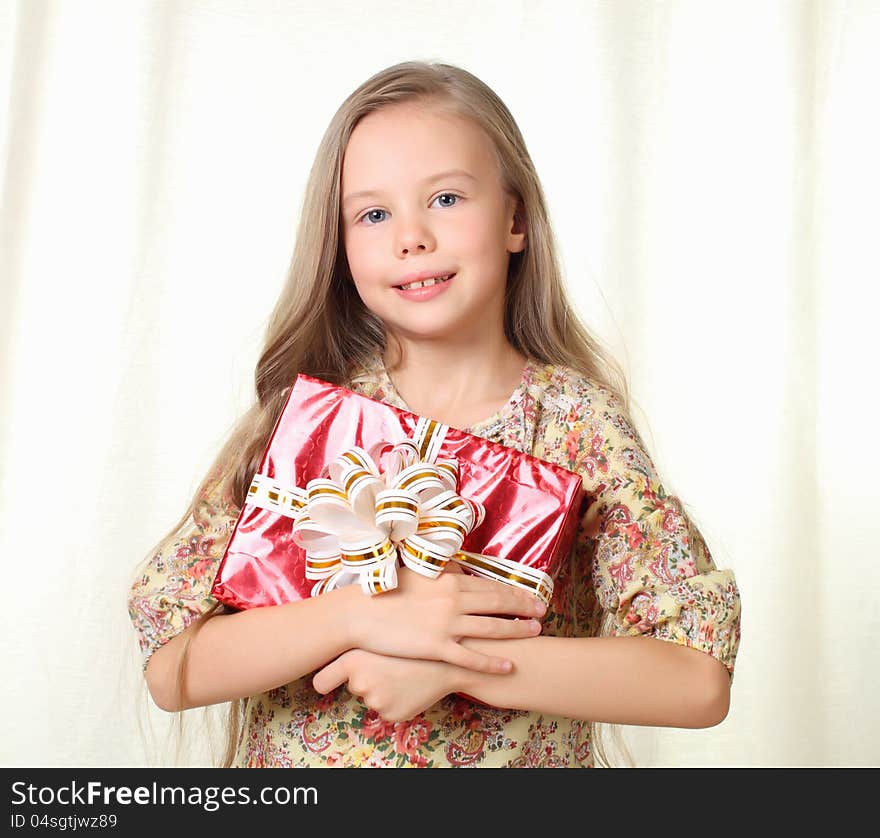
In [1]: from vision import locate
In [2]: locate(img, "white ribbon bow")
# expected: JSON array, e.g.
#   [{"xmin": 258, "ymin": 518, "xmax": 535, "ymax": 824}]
[{"xmin": 292, "ymin": 438, "xmax": 484, "ymax": 595}]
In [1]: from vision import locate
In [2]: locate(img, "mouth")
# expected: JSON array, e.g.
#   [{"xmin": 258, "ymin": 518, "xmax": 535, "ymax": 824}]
[
  {"xmin": 392, "ymin": 272, "xmax": 457, "ymax": 302},
  {"xmin": 393, "ymin": 273, "xmax": 456, "ymax": 291}
]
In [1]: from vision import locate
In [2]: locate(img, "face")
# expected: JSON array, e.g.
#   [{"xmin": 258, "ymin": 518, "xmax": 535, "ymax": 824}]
[{"xmin": 340, "ymin": 102, "xmax": 525, "ymax": 345}]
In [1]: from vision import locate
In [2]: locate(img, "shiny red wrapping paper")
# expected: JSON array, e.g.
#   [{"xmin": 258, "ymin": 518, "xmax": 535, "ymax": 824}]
[{"xmin": 211, "ymin": 373, "xmax": 586, "ymax": 611}]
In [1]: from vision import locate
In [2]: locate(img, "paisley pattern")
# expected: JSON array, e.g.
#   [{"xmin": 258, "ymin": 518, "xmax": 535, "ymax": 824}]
[{"xmin": 128, "ymin": 353, "xmax": 741, "ymax": 767}]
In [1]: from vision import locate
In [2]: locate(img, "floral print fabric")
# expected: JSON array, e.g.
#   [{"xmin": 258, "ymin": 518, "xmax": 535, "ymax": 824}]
[{"xmin": 128, "ymin": 354, "xmax": 741, "ymax": 767}]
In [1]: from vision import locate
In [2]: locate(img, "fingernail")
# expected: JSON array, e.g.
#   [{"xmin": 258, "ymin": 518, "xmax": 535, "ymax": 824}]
[
  {"xmin": 499, "ymin": 660, "xmax": 512, "ymax": 672},
  {"xmin": 533, "ymin": 601, "xmax": 547, "ymax": 615}
]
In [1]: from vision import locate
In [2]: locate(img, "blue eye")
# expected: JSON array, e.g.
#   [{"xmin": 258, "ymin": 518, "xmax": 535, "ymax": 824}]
[
  {"xmin": 433, "ymin": 192, "xmax": 460, "ymax": 209},
  {"xmin": 360, "ymin": 208, "xmax": 388, "ymax": 225},
  {"xmin": 357, "ymin": 193, "xmax": 461, "ymax": 225}
]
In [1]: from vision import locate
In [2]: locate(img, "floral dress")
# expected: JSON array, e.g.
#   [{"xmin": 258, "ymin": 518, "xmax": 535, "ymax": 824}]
[{"xmin": 128, "ymin": 353, "xmax": 741, "ymax": 767}]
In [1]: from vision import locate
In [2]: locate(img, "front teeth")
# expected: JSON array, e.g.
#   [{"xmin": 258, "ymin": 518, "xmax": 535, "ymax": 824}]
[{"xmin": 399, "ymin": 274, "xmax": 452, "ymax": 291}]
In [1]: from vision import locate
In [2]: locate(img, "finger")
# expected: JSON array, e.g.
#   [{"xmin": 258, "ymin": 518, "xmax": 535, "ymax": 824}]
[
  {"xmin": 460, "ymin": 589, "xmax": 546, "ymax": 618},
  {"xmin": 456, "ymin": 614, "xmax": 544, "ymax": 640},
  {"xmin": 457, "ymin": 574, "xmax": 545, "ymax": 604},
  {"xmin": 444, "ymin": 643, "xmax": 514, "ymax": 675},
  {"xmin": 312, "ymin": 657, "xmax": 348, "ymax": 694}
]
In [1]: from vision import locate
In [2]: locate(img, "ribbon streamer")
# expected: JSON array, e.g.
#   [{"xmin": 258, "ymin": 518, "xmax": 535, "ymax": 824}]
[{"xmin": 245, "ymin": 417, "xmax": 554, "ymax": 605}]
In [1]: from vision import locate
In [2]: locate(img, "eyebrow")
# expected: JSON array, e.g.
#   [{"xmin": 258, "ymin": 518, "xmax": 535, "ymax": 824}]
[{"xmin": 342, "ymin": 169, "xmax": 477, "ymax": 210}]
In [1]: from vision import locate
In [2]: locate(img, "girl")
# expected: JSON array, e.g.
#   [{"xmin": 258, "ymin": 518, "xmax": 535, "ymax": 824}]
[{"xmin": 128, "ymin": 60, "xmax": 741, "ymax": 768}]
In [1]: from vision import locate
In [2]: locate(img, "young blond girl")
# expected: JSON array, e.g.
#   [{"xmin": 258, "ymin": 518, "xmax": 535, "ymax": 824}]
[{"xmin": 128, "ymin": 60, "xmax": 741, "ymax": 768}]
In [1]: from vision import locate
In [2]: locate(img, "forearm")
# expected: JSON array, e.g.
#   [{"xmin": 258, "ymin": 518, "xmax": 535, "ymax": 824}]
[
  {"xmin": 145, "ymin": 585, "xmax": 362, "ymax": 712},
  {"xmin": 455, "ymin": 635, "xmax": 731, "ymax": 729}
]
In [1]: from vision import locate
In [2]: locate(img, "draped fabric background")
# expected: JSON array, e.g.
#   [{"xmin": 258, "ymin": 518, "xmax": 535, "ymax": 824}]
[{"xmin": 1, "ymin": 0, "xmax": 876, "ymax": 767}]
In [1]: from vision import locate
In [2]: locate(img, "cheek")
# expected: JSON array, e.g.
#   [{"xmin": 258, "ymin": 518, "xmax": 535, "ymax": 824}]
[
  {"xmin": 456, "ymin": 213, "xmax": 507, "ymax": 257},
  {"xmin": 345, "ymin": 240, "xmax": 383, "ymax": 288}
]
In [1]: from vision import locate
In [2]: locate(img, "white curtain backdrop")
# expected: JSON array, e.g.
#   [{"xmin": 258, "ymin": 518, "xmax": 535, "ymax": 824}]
[{"xmin": 1, "ymin": 0, "xmax": 876, "ymax": 767}]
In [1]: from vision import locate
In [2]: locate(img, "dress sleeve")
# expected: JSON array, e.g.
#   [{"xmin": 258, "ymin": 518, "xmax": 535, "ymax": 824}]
[
  {"xmin": 572, "ymin": 384, "xmax": 742, "ymax": 680},
  {"xmin": 127, "ymin": 473, "xmax": 241, "ymax": 672}
]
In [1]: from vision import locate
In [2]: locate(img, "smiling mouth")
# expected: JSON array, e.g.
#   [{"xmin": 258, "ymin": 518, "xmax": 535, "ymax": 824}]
[{"xmin": 394, "ymin": 273, "xmax": 455, "ymax": 291}]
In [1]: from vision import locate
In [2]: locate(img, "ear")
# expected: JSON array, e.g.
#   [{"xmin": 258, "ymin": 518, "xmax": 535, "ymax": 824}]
[{"xmin": 506, "ymin": 197, "xmax": 527, "ymax": 254}]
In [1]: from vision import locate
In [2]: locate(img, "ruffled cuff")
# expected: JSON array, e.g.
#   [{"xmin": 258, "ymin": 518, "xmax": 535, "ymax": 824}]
[
  {"xmin": 613, "ymin": 568, "xmax": 742, "ymax": 680},
  {"xmin": 128, "ymin": 578, "xmax": 219, "ymax": 672}
]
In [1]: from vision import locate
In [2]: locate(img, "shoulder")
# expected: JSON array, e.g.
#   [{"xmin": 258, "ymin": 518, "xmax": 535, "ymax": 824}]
[
  {"xmin": 527, "ymin": 360, "xmax": 650, "ymax": 471},
  {"xmin": 193, "ymin": 467, "xmax": 242, "ymax": 529},
  {"xmin": 528, "ymin": 360, "xmax": 625, "ymax": 423}
]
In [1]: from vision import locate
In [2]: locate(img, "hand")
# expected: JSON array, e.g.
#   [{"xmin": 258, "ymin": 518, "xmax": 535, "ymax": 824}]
[
  {"xmin": 313, "ymin": 648, "xmax": 461, "ymax": 723},
  {"xmin": 348, "ymin": 563, "xmax": 546, "ymax": 674}
]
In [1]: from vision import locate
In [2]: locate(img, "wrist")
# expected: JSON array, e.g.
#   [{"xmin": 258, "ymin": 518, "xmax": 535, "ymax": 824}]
[
  {"xmin": 320, "ymin": 583, "xmax": 365, "ymax": 652},
  {"xmin": 451, "ymin": 648, "xmax": 484, "ymax": 697},
  {"xmin": 454, "ymin": 636, "xmax": 507, "ymax": 699}
]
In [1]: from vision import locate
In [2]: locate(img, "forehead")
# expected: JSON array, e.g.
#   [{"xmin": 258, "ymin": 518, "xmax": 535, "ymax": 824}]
[{"xmin": 341, "ymin": 103, "xmax": 499, "ymax": 194}]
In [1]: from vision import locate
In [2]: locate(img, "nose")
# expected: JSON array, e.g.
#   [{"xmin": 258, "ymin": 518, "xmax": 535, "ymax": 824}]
[{"xmin": 395, "ymin": 214, "xmax": 436, "ymax": 257}]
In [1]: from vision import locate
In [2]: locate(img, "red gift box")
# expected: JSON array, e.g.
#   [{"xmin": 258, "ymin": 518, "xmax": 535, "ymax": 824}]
[{"xmin": 211, "ymin": 374, "xmax": 585, "ymax": 612}]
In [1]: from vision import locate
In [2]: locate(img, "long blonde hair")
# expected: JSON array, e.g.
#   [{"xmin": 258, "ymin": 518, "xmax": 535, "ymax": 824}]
[{"xmin": 144, "ymin": 59, "xmax": 635, "ymax": 768}]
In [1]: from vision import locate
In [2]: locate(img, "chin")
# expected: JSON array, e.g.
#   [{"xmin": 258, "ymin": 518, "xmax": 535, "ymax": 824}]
[{"xmin": 385, "ymin": 317, "xmax": 464, "ymax": 343}]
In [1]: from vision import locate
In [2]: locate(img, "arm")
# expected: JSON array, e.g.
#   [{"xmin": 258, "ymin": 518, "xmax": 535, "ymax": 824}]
[
  {"xmin": 313, "ymin": 632, "xmax": 729, "ymax": 728},
  {"xmin": 145, "ymin": 583, "xmax": 360, "ymax": 712},
  {"xmin": 144, "ymin": 566, "xmax": 545, "ymax": 713},
  {"xmin": 453, "ymin": 634, "xmax": 730, "ymax": 728}
]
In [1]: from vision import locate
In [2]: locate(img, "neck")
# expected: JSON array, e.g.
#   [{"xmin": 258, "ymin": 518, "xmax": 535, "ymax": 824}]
[{"xmin": 382, "ymin": 328, "xmax": 527, "ymax": 421}]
